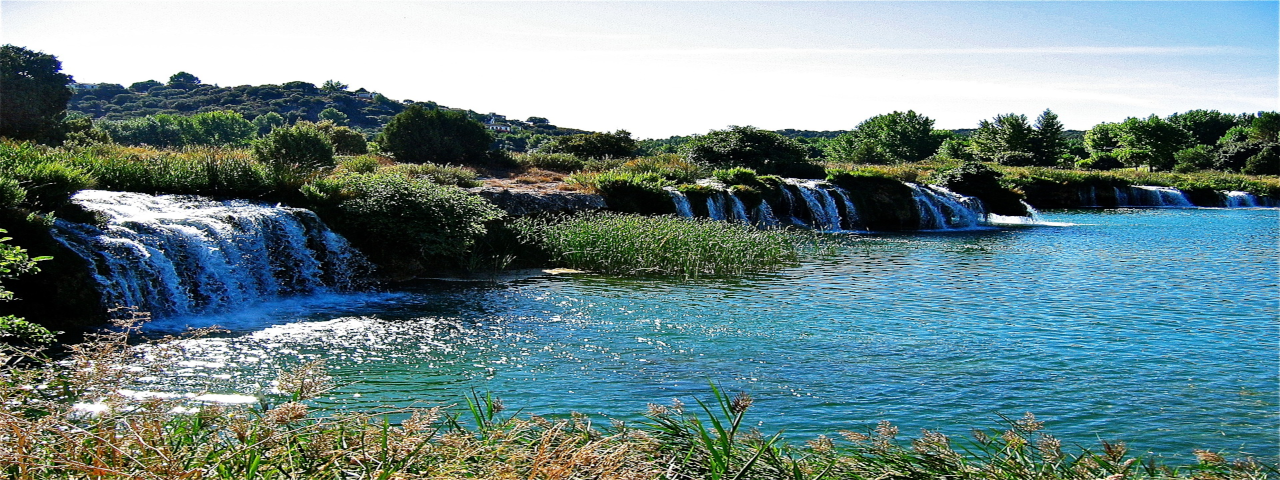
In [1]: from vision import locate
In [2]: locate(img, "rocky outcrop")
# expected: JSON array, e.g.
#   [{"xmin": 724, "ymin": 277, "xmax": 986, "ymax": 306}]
[{"xmin": 468, "ymin": 187, "xmax": 606, "ymax": 216}]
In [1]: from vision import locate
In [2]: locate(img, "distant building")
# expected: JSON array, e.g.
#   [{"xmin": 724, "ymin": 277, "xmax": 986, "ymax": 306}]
[
  {"xmin": 486, "ymin": 124, "xmax": 512, "ymax": 133},
  {"xmin": 70, "ymin": 83, "xmax": 100, "ymax": 92},
  {"xmin": 356, "ymin": 92, "xmax": 376, "ymax": 100}
]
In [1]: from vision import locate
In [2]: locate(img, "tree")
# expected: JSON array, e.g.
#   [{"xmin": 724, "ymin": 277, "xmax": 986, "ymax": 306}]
[
  {"xmin": 188, "ymin": 110, "xmax": 256, "ymax": 146},
  {"xmin": 1243, "ymin": 145, "xmax": 1279, "ymax": 175},
  {"xmin": 681, "ymin": 126, "xmax": 810, "ymax": 174},
  {"xmin": 1114, "ymin": 115, "xmax": 1191, "ymax": 171},
  {"xmin": 1083, "ymin": 122, "xmax": 1122, "ymax": 155},
  {"xmin": 252, "ymin": 112, "xmax": 285, "ymax": 136},
  {"xmin": 527, "ymin": 117, "xmax": 549, "ymax": 125},
  {"xmin": 378, "ymin": 105, "xmax": 492, "ymax": 165},
  {"xmin": 969, "ymin": 113, "xmax": 1036, "ymax": 165},
  {"xmin": 827, "ymin": 110, "xmax": 944, "ymax": 164},
  {"xmin": 537, "ymin": 130, "xmax": 636, "ymax": 159},
  {"xmin": 1167, "ymin": 109, "xmax": 1241, "ymax": 146},
  {"xmin": 321, "ymin": 79, "xmax": 349, "ymax": 92},
  {"xmin": 318, "ymin": 107, "xmax": 349, "ymax": 126},
  {"xmin": 1031, "ymin": 109, "xmax": 1065, "ymax": 166},
  {"xmin": 1248, "ymin": 111, "xmax": 1280, "ymax": 143},
  {"xmin": 253, "ymin": 122, "xmax": 335, "ymax": 173},
  {"xmin": 0, "ymin": 45, "xmax": 74, "ymax": 142},
  {"xmin": 129, "ymin": 79, "xmax": 162, "ymax": 92},
  {"xmin": 168, "ymin": 71, "xmax": 201, "ymax": 88},
  {"xmin": 309, "ymin": 120, "xmax": 367, "ymax": 155},
  {"xmin": 1172, "ymin": 145, "xmax": 1216, "ymax": 173}
]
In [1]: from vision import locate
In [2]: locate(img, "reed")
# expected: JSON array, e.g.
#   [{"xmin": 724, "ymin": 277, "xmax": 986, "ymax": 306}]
[
  {"xmin": 516, "ymin": 212, "xmax": 809, "ymax": 277},
  {"xmin": 0, "ymin": 319, "xmax": 1269, "ymax": 480}
]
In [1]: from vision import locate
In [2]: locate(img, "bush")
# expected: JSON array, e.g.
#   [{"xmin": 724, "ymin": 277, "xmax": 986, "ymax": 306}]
[
  {"xmin": 513, "ymin": 152, "xmax": 586, "ymax": 173},
  {"xmin": 536, "ymin": 130, "xmax": 636, "ymax": 159},
  {"xmin": 378, "ymin": 105, "xmax": 492, "ymax": 165},
  {"xmin": 566, "ymin": 171, "xmax": 675, "ymax": 215},
  {"xmin": 0, "ymin": 141, "xmax": 94, "ymax": 211},
  {"xmin": 379, "ymin": 162, "xmax": 480, "ymax": 187},
  {"xmin": 70, "ymin": 144, "xmax": 272, "ymax": 197},
  {"xmin": 609, "ymin": 154, "xmax": 707, "ymax": 184},
  {"xmin": 1173, "ymin": 145, "xmax": 1216, "ymax": 173},
  {"xmin": 0, "ymin": 229, "xmax": 55, "ymax": 344},
  {"xmin": 335, "ymin": 154, "xmax": 381, "ymax": 174},
  {"xmin": 310, "ymin": 120, "xmax": 368, "ymax": 155},
  {"xmin": 1077, "ymin": 151, "xmax": 1123, "ymax": 171},
  {"xmin": 304, "ymin": 172, "xmax": 503, "ymax": 269},
  {"xmin": 253, "ymin": 122, "xmax": 335, "ymax": 178},
  {"xmin": 1243, "ymin": 145, "xmax": 1279, "ymax": 175},
  {"xmin": 712, "ymin": 167, "xmax": 761, "ymax": 187},
  {"xmin": 681, "ymin": 126, "xmax": 813, "ymax": 174}
]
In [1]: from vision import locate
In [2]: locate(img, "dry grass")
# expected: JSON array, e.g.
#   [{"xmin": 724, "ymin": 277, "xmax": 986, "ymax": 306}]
[{"xmin": 1, "ymin": 311, "xmax": 1272, "ymax": 479}]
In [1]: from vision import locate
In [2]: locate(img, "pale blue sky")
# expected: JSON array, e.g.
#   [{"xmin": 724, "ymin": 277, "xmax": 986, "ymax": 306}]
[{"xmin": 3, "ymin": 1, "xmax": 1276, "ymax": 138}]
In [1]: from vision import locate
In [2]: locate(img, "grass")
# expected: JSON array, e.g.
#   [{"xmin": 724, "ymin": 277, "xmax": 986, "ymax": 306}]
[
  {"xmin": 0, "ymin": 314, "xmax": 1271, "ymax": 479},
  {"xmin": 516, "ymin": 212, "xmax": 816, "ymax": 277},
  {"xmin": 995, "ymin": 165, "xmax": 1280, "ymax": 198}
]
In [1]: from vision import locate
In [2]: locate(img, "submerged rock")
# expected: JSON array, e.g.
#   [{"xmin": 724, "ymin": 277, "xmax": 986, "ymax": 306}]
[{"xmin": 467, "ymin": 187, "xmax": 606, "ymax": 216}]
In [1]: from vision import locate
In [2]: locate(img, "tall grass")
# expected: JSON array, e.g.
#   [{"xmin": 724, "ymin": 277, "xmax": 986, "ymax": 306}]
[
  {"xmin": 516, "ymin": 212, "xmax": 810, "ymax": 276},
  {"xmin": 0, "ymin": 317, "xmax": 1269, "ymax": 479},
  {"xmin": 996, "ymin": 165, "xmax": 1280, "ymax": 197}
]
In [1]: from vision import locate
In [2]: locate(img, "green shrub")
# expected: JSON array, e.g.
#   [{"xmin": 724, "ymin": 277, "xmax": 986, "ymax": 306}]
[
  {"xmin": 335, "ymin": 154, "xmax": 381, "ymax": 174},
  {"xmin": 304, "ymin": 172, "xmax": 503, "ymax": 269},
  {"xmin": 610, "ymin": 154, "xmax": 706, "ymax": 183},
  {"xmin": 0, "ymin": 229, "xmax": 54, "ymax": 344},
  {"xmin": 516, "ymin": 212, "xmax": 805, "ymax": 276},
  {"xmin": 253, "ymin": 122, "xmax": 336, "ymax": 173},
  {"xmin": 0, "ymin": 177, "xmax": 25, "ymax": 210},
  {"xmin": 378, "ymin": 105, "xmax": 492, "ymax": 166},
  {"xmin": 379, "ymin": 162, "xmax": 480, "ymax": 187},
  {"xmin": 514, "ymin": 152, "xmax": 585, "ymax": 173},
  {"xmin": 69, "ymin": 144, "xmax": 272, "ymax": 198},
  {"xmin": 0, "ymin": 141, "xmax": 94, "ymax": 211},
  {"xmin": 681, "ymin": 126, "xmax": 813, "ymax": 175},
  {"xmin": 1243, "ymin": 145, "xmax": 1279, "ymax": 175},
  {"xmin": 712, "ymin": 167, "xmax": 760, "ymax": 187},
  {"xmin": 566, "ymin": 171, "xmax": 675, "ymax": 215},
  {"xmin": 1173, "ymin": 145, "xmax": 1216, "ymax": 173},
  {"xmin": 536, "ymin": 130, "xmax": 636, "ymax": 159},
  {"xmin": 310, "ymin": 120, "xmax": 368, "ymax": 155}
]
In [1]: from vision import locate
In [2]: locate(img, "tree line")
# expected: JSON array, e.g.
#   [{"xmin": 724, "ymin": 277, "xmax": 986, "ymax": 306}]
[{"xmin": 4, "ymin": 44, "xmax": 1278, "ymax": 175}]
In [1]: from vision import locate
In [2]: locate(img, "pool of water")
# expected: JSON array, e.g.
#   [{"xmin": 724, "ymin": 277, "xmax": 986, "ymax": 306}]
[{"xmin": 142, "ymin": 208, "xmax": 1279, "ymax": 460}]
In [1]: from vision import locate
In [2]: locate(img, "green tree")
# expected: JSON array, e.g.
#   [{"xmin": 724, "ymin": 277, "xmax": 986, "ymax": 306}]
[
  {"xmin": 1114, "ymin": 115, "xmax": 1191, "ymax": 171},
  {"xmin": 1243, "ymin": 145, "xmax": 1279, "ymax": 175},
  {"xmin": 1248, "ymin": 111, "xmax": 1280, "ymax": 143},
  {"xmin": 253, "ymin": 122, "xmax": 335, "ymax": 174},
  {"xmin": 1167, "ymin": 109, "xmax": 1241, "ymax": 146},
  {"xmin": 827, "ymin": 110, "xmax": 943, "ymax": 164},
  {"xmin": 167, "ymin": 71, "xmax": 201, "ymax": 88},
  {"xmin": 969, "ymin": 113, "xmax": 1036, "ymax": 165},
  {"xmin": 0, "ymin": 45, "xmax": 74, "ymax": 142},
  {"xmin": 309, "ymin": 120, "xmax": 368, "ymax": 155},
  {"xmin": 318, "ymin": 107, "xmax": 349, "ymax": 126},
  {"xmin": 188, "ymin": 110, "xmax": 256, "ymax": 146},
  {"xmin": 378, "ymin": 105, "xmax": 492, "ymax": 165},
  {"xmin": 129, "ymin": 79, "xmax": 162, "ymax": 92},
  {"xmin": 252, "ymin": 112, "xmax": 286, "ymax": 136},
  {"xmin": 537, "ymin": 130, "xmax": 636, "ymax": 159},
  {"xmin": 1172, "ymin": 144, "xmax": 1216, "ymax": 173},
  {"xmin": 681, "ymin": 126, "xmax": 811, "ymax": 175},
  {"xmin": 1031, "ymin": 109, "xmax": 1065, "ymax": 166},
  {"xmin": 321, "ymin": 79, "xmax": 349, "ymax": 92},
  {"xmin": 1083, "ymin": 122, "xmax": 1122, "ymax": 155}
]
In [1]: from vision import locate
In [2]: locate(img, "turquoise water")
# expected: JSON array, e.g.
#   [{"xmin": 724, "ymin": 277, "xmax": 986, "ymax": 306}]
[{"xmin": 149, "ymin": 208, "xmax": 1278, "ymax": 460}]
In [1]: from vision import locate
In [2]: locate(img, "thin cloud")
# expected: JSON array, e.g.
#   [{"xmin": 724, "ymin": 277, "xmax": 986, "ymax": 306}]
[{"xmin": 609, "ymin": 46, "xmax": 1254, "ymax": 56}]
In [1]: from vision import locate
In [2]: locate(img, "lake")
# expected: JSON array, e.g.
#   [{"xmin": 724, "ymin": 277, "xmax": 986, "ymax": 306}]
[{"xmin": 142, "ymin": 207, "xmax": 1279, "ymax": 461}]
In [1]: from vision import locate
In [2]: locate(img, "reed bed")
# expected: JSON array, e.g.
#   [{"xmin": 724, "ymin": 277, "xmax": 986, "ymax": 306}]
[
  {"xmin": 0, "ymin": 317, "xmax": 1270, "ymax": 480},
  {"xmin": 517, "ymin": 212, "xmax": 812, "ymax": 277}
]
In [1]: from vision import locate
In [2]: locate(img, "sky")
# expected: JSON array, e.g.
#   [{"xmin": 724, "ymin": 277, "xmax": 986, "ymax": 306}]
[{"xmin": 2, "ymin": 1, "xmax": 1277, "ymax": 138}]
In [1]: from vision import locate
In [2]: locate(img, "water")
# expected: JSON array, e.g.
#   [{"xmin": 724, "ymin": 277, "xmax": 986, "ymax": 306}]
[{"xmin": 136, "ymin": 208, "xmax": 1277, "ymax": 460}]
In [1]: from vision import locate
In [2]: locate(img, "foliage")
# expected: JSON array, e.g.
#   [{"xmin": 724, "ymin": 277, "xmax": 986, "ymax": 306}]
[
  {"xmin": 377, "ymin": 161, "xmax": 480, "ymax": 187},
  {"xmin": 0, "ymin": 45, "xmax": 74, "ymax": 143},
  {"xmin": 681, "ymin": 126, "xmax": 813, "ymax": 175},
  {"xmin": 378, "ymin": 105, "xmax": 492, "ymax": 165},
  {"xmin": 99, "ymin": 110, "xmax": 257, "ymax": 148},
  {"xmin": 970, "ymin": 110, "xmax": 1065, "ymax": 167},
  {"xmin": 1173, "ymin": 145, "xmax": 1217, "ymax": 173},
  {"xmin": 512, "ymin": 151, "xmax": 586, "ymax": 173},
  {"xmin": 67, "ymin": 144, "xmax": 273, "ymax": 198},
  {"xmin": 565, "ymin": 171, "xmax": 676, "ymax": 215},
  {"xmin": 251, "ymin": 112, "xmax": 285, "ymax": 136},
  {"xmin": 1167, "ymin": 109, "xmax": 1243, "ymax": 146},
  {"xmin": 712, "ymin": 167, "xmax": 763, "ymax": 188},
  {"xmin": 304, "ymin": 172, "xmax": 503, "ymax": 267},
  {"xmin": 536, "ymin": 129, "xmax": 637, "ymax": 159},
  {"xmin": 826, "ymin": 110, "xmax": 945, "ymax": 164},
  {"xmin": 317, "ymin": 106, "xmax": 349, "ymax": 126},
  {"xmin": 0, "ymin": 141, "xmax": 95, "ymax": 211},
  {"xmin": 252, "ymin": 122, "xmax": 335, "ymax": 180},
  {"xmin": 604, "ymin": 154, "xmax": 708, "ymax": 184},
  {"xmin": 1077, "ymin": 151, "xmax": 1123, "ymax": 171},
  {"xmin": 1114, "ymin": 115, "xmax": 1193, "ymax": 171},
  {"xmin": 1084, "ymin": 122, "xmax": 1123, "ymax": 155},
  {"xmin": 516, "ymin": 212, "xmax": 806, "ymax": 276},
  {"xmin": 308, "ymin": 120, "xmax": 367, "ymax": 155},
  {"xmin": 1243, "ymin": 145, "xmax": 1279, "ymax": 175},
  {"xmin": 0, "ymin": 230, "xmax": 55, "ymax": 343}
]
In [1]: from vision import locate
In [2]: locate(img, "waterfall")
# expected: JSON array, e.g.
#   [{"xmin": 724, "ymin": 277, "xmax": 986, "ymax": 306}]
[
  {"xmin": 665, "ymin": 187, "xmax": 694, "ymax": 217},
  {"xmin": 50, "ymin": 190, "xmax": 369, "ymax": 318},
  {"xmin": 832, "ymin": 189, "xmax": 864, "ymax": 231},
  {"xmin": 753, "ymin": 201, "xmax": 781, "ymax": 227},
  {"xmin": 705, "ymin": 194, "xmax": 726, "ymax": 221},
  {"xmin": 907, "ymin": 184, "xmax": 986, "ymax": 230},
  {"xmin": 1078, "ymin": 186, "xmax": 1099, "ymax": 207},
  {"xmin": 727, "ymin": 194, "xmax": 751, "ymax": 222},
  {"xmin": 785, "ymin": 179, "xmax": 843, "ymax": 231},
  {"xmin": 1127, "ymin": 186, "xmax": 1193, "ymax": 207}
]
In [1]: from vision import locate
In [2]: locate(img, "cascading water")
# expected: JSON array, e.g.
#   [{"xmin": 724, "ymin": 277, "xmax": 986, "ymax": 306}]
[
  {"xmin": 784, "ymin": 179, "xmax": 845, "ymax": 231},
  {"xmin": 665, "ymin": 187, "xmax": 694, "ymax": 217},
  {"xmin": 50, "ymin": 190, "xmax": 370, "ymax": 318},
  {"xmin": 1125, "ymin": 186, "xmax": 1193, "ymax": 207},
  {"xmin": 907, "ymin": 184, "xmax": 986, "ymax": 230}
]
